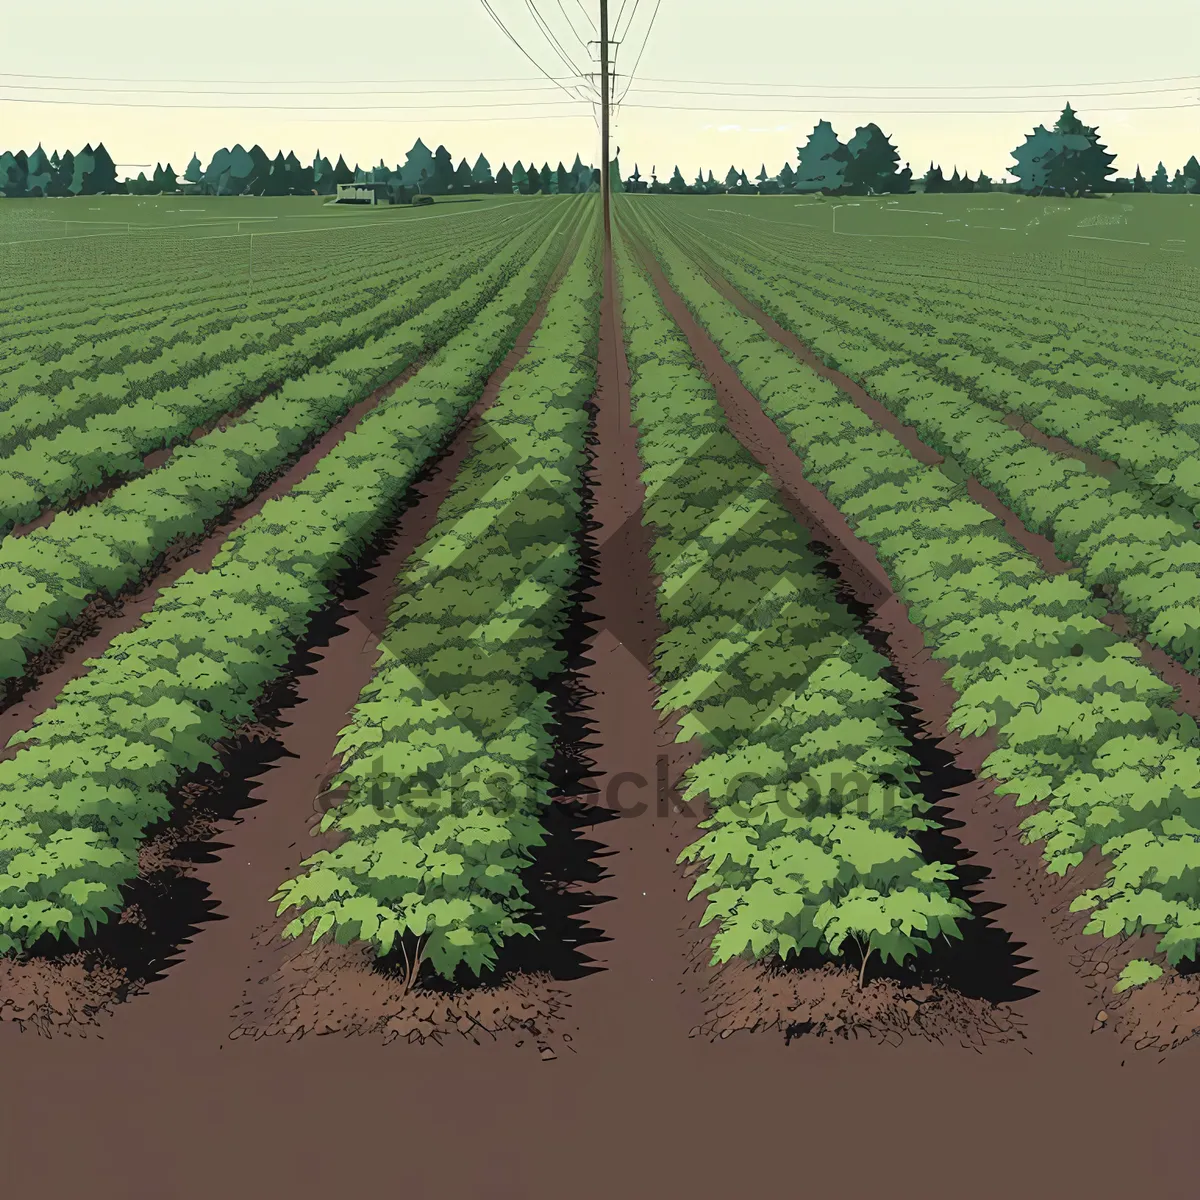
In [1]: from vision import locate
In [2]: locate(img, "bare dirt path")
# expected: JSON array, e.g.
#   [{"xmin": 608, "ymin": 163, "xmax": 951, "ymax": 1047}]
[{"xmin": 4, "ymin": 237, "xmax": 1200, "ymax": 1200}]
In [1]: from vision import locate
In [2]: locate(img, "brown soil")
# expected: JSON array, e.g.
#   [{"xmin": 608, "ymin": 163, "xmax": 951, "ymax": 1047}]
[
  {"xmin": 0, "ymin": 367, "xmax": 419, "ymax": 725},
  {"xmin": 6, "ymin": 238, "xmax": 1200, "ymax": 1200},
  {"xmin": 630, "ymin": 225, "xmax": 1200, "ymax": 1050}
]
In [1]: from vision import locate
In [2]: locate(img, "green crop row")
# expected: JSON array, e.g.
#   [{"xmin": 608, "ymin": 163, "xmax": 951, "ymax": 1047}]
[
  {"xmin": 700, "ymin": 229, "xmax": 1200, "ymax": 509},
  {"xmin": 272, "ymin": 220, "xmax": 601, "ymax": 984},
  {"xmin": 666, "ymin": 217, "xmax": 1200, "ymax": 676},
  {"xmin": 0, "ymin": 210, "xmax": 563, "ymax": 685},
  {"xmin": 0, "ymin": 201, "xmax": 585, "ymax": 954},
  {"xmin": 614, "ymin": 227, "xmax": 969, "ymax": 978},
  {"xmin": 0, "ymin": 218, "xmax": 528, "ymax": 449},
  {"xmin": 0, "ymin": 225, "xmax": 536, "ymax": 533},
  {"xmin": 626, "ymin": 199, "xmax": 1200, "ymax": 970},
  {"xmin": 0, "ymin": 214, "xmax": 514, "ymax": 393}
]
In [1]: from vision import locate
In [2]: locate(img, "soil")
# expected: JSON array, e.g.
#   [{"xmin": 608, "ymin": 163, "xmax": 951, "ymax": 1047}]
[
  {"xmin": 628, "ymin": 225, "xmax": 1200, "ymax": 1048},
  {"xmin": 5, "ymin": 237, "xmax": 1200, "ymax": 1200}
]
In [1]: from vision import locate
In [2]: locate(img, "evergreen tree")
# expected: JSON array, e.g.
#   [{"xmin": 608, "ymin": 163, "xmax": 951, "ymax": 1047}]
[
  {"xmin": 669, "ymin": 164, "xmax": 687, "ymax": 193},
  {"xmin": 948, "ymin": 166, "xmax": 962, "ymax": 191},
  {"xmin": 1184, "ymin": 155, "xmax": 1200, "ymax": 192},
  {"xmin": 693, "ymin": 167, "xmax": 705, "ymax": 191},
  {"xmin": 1150, "ymin": 161, "xmax": 1170, "ymax": 194},
  {"xmin": 496, "ymin": 163, "xmax": 513, "ymax": 193},
  {"xmin": 401, "ymin": 138, "xmax": 435, "ymax": 189},
  {"xmin": 71, "ymin": 144, "xmax": 95, "ymax": 195},
  {"xmin": 541, "ymin": 162, "xmax": 553, "ymax": 193},
  {"xmin": 49, "ymin": 149, "xmax": 74, "ymax": 197},
  {"xmin": 26, "ymin": 144, "xmax": 52, "ymax": 195},
  {"xmin": 244, "ymin": 144, "xmax": 270, "ymax": 194},
  {"xmin": 724, "ymin": 165, "xmax": 741, "ymax": 190},
  {"xmin": 264, "ymin": 150, "xmax": 290, "ymax": 195},
  {"xmin": 332, "ymin": 154, "xmax": 354, "ymax": 188},
  {"xmin": 454, "ymin": 157, "xmax": 473, "ymax": 191},
  {"xmin": 1132, "ymin": 165, "xmax": 1148, "ymax": 192},
  {"xmin": 1012, "ymin": 105, "xmax": 1115, "ymax": 196},
  {"xmin": 795, "ymin": 120, "xmax": 850, "ymax": 193},
  {"xmin": 756, "ymin": 163, "xmax": 769, "ymax": 189},
  {"xmin": 512, "ymin": 160, "xmax": 529, "ymax": 193},
  {"xmin": 0, "ymin": 152, "xmax": 26, "ymax": 198},
  {"xmin": 778, "ymin": 161, "xmax": 796, "ymax": 191},
  {"xmin": 1170, "ymin": 168, "xmax": 1188, "ymax": 194},
  {"xmin": 922, "ymin": 162, "xmax": 945, "ymax": 193},
  {"xmin": 843, "ymin": 123, "xmax": 903, "ymax": 194},
  {"xmin": 472, "ymin": 153, "xmax": 495, "ymax": 192},
  {"xmin": 430, "ymin": 144, "xmax": 454, "ymax": 194},
  {"xmin": 976, "ymin": 172, "xmax": 993, "ymax": 192}
]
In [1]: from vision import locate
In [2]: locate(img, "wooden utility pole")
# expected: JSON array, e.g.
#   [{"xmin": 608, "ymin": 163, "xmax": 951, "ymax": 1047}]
[{"xmin": 599, "ymin": 0, "xmax": 611, "ymax": 246}]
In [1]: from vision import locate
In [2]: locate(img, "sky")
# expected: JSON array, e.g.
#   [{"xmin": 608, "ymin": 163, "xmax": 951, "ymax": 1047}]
[{"xmin": 2, "ymin": 0, "xmax": 1198, "ymax": 182}]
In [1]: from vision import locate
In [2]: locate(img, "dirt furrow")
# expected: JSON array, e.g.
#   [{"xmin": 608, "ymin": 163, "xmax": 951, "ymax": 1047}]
[
  {"xmin": 0, "ymin": 368, "xmax": 421, "ymax": 746},
  {"xmin": 629, "ymin": 229, "xmax": 1111, "ymax": 1056}
]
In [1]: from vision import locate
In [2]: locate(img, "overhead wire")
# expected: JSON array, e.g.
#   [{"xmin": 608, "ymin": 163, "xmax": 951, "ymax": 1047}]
[
  {"xmin": 614, "ymin": 0, "xmax": 662, "ymax": 111},
  {"xmin": 478, "ymin": 0, "xmax": 593, "ymax": 103}
]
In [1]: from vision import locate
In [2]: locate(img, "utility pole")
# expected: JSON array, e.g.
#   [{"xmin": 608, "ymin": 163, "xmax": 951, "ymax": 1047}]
[{"xmin": 599, "ymin": 0, "xmax": 611, "ymax": 247}]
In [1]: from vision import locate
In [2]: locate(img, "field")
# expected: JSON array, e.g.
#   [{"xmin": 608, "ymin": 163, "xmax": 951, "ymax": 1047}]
[{"xmin": 4, "ymin": 189, "xmax": 1200, "ymax": 1196}]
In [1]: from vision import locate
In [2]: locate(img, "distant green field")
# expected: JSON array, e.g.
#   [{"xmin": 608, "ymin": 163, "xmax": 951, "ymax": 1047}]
[
  {"xmin": 677, "ymin": 191, "xmax": 1199, "ymax": 267},
  {"xmin": 0, "ymin": 193, "xmax": 550, "ymax": 290}
]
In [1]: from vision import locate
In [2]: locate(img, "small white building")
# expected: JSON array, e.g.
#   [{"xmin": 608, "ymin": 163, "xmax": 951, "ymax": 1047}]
[{"xmin": 335, "ymin": 181, "xmax": 389, "ymax": 205}]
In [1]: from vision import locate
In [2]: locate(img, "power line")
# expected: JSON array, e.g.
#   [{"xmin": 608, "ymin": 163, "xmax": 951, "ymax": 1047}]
[
  {"xmin": 525, "ymin": 0, "xmax": 590, "ymax": 80},
  {"xmin": 624, "ymin": 82, "xmax": 1200, "ymax": 102},
  {"xmin": 555, "ymin": 0, "xmax": 591, "ymax": 53},
  {"xmin": 574, "ymin": 0, "xmax": 598, "ymax": 34},
  {"xmin": 0, "ymin": 70, "xmax": 583, "ymax": 85},
  {"xmin": 615, "ymin": 0, "xmax": 663, "ymax": 108},
  {"xmin": 478, "ymin": 0, "xmax": 592, "ymax": 102},
  {"xmin": 618, "ymin": 99, "xmax": 1200, "ymax": 115},
  {"xmin": 0, "ymin": 80, "xmax": 578, "ymax": 97},
  {"xmin": 0, "ymin": 93, "xmax": 591, "ymax": 111},
  {"xmin": 634, "ymin": 72, "xmax": 1200, "ymax": 91}
]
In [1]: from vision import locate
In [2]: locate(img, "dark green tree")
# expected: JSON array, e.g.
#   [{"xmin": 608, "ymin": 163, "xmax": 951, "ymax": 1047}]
[
  {"xmin": 264, "ymin": 150, "xmax": 290, "ymax": 195},
  {"xmin": 1150, "ymin": 161, "xmax": 1170, "ymax": 193},
  {"xmin": 540, "ymin": 162, "xmax": 553, "ymax": 192},
  {"xmin": 1170, "ymin": 168, "xmax": 1188, "ymax": 194},
  {"xmin": 26, "ymin": 144, "xmax": 52, "ymax": 195},
  {"xmin": 795, "ymin": 120, "xmax": 850, "ymax": 192},
  {"xmin": 724, "ymin": 165, "xmax": 741, "ymax": 190},
  {"xmin": 976, "ymin": 172, "xmax": 993, "ymax": 192},
  {"xmin": 430, "ymin": 144, "xmax": 454, "ymax": 194},
  {"xmin": 454, "ymin": 157, "xmax": 473, "ymax": 191},
  {"xmin": 777, "ymin": 161, "xmax": 796, "ymax": 191},
  {"xmin": 496, "ymin": 162, "xmax": 514, "ymax": 193},
  {"xmin": 332, "ymin": 154, "xmax": 354, "ymax": 188},
  {"xmin": 669, "ymin": 164, "xmax": 687, "ymax": 193},
  {"xmin": 512, "ymin": 161, "xmax": 529, "ymax": 193},
  {"xmin": 923, "ymin": 164, "xmax": 945, "ymax": 192},
  {"xmin": 1132, "ymin": 165, "xmax": 1148, "ymax": 192},
  {"xmin": 1184, "ymin": 155, "xmax": 1200, "ymax": 192},
  {"xmin": 843, "ymin": 123, "xmax": 903, "ymax": 194},
  {"xmin": 472, "ymin": 153, "xmax": 494, "ymax": 192},
  {"xmin": 49, "ymin": 149, "xmax": 74, "ymax": 197}
]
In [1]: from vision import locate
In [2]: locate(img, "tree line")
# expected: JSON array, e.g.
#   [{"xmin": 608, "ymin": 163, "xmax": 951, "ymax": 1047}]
[
  {"xmin": 0, "ymin": 138, "xmax": 601, "ymax": 199},
  {"xmin": 622, "ymin": 105, "xmax": 1200, "ymax": 198},
  {"xmin": 2, "ymin": 105, "xmax": 1197, "ymax": 201}
]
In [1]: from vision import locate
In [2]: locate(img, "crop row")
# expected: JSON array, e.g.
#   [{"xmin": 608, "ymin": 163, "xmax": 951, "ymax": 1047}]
[
  {"xmin": 0, "ymin": 208, "xmax": 565, "ymax": 686},
  {"xmin": 614, "ymin": 229, "xmax": 970, "ymax": 978},
  {"xmin": 627, "ymin": 199, "xmax": 1200, "ymax": 973},
  {"xmin": 0, "ymin": 223, "xmax": 540, "ymax": 533},
  {"xmin": 0, "ymin": 216, "xmax": 528, "ymax": 449},
  {"xmin": 0, "ymin": 201, "xmax": 585, "ymax": 953},
  {"xmin": 0, "ymin": 211, "xmax": 522, "ymax": 393},
  {"xmin": 273, "ymin": 219, "xmax": 601, "ymax": 983},
  {"xmin": 667, "ymin": 216, "xmax": 1200, "ymax": 675}
]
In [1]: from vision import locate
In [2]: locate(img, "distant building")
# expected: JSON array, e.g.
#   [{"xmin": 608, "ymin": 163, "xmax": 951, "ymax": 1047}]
[{"xmin": 335, "ymin": 181, "xmax": 391, "ymax": 205}]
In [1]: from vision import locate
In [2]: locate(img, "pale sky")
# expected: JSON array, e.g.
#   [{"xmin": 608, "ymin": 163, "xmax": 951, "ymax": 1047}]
[{"xmin": 2, "ymin": 0, "xmax": 1197, "ymax": 182}]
